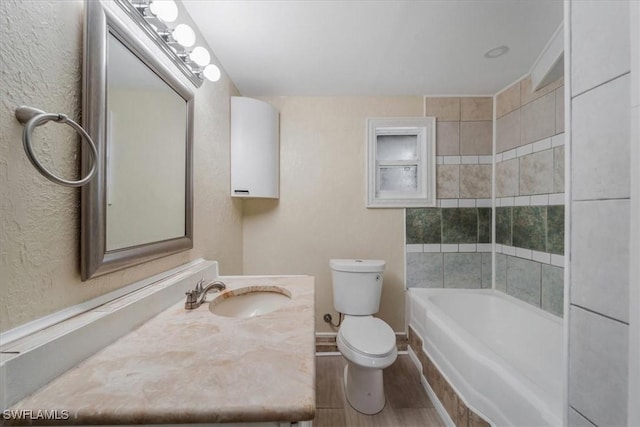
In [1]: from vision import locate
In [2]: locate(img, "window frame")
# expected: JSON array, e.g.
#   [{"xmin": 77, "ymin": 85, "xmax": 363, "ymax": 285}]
[{"xmin": 366, "ymin": 117, "xmax": 436, "ymax": 208}]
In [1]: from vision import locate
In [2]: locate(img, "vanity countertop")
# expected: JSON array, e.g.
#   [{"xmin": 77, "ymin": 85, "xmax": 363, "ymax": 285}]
[{"xmin": 6, "ymin": 275, "xmax": 315, "ymax": 425}]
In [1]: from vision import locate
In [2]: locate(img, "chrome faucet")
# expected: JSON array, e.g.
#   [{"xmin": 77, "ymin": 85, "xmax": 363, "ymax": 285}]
[{"xmin": 185, "ymin": 279, "xmax": 226, "ymax": 310}]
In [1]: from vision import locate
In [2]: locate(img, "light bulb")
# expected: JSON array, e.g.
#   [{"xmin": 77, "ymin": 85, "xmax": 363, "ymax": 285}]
[
  {"xmin": 189, "ymin": 46, "xmax": 210, "ymax": 67},
  {"xmin": 149, "ymin": 0, "xmax": 178, "ymax": 23},
  {"xmin": 203, "ymin": 64, "xmax": 221, "ymax": 82},
  {"xmin": 172, "ymin": 24, "xmax": 195, "ymax": 47}
]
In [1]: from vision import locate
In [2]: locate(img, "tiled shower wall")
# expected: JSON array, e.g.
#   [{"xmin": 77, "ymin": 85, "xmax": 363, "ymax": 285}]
[
  {"xmin": 494, "ymin": 75, "xmax": 565, "ymax": 316},
  {"xmin": 567, "ymin": 1, "xmax": 631, "ymax": 425},
  {"xmin": 406, "ymin": 97, "xmax": 493, "ymax": 290},
  {"xmin": 405, "ymin": 82, "xmax": 565, "ymax": 317}
]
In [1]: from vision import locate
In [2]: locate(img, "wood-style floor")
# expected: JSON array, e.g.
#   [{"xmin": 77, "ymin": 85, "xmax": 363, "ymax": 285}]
[{"xmin": 314, "ymin": 355, "xmax": 445, "ymax": 427}]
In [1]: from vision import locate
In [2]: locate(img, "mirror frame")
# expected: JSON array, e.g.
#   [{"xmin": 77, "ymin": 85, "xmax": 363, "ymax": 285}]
[{"xmin": 81, "ymin": 0, "xmax": 194, "ymax": 281}]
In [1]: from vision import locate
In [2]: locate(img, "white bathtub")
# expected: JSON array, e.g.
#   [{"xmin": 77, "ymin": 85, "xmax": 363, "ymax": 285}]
[{"xmin": 407, "ymin": 288, "xmax": 563, "ymax": 427}]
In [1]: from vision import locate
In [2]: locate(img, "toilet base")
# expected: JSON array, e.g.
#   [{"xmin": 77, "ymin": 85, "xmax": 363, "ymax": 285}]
[{"xmin": 343, "ymin": 363, "xmax": 386, "ymax": 415}]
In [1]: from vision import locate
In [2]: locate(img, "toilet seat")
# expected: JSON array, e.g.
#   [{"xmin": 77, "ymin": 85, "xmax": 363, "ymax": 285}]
[{"xmin": 338, "ymin": 316, "xmax": 396, "ymax": 358}]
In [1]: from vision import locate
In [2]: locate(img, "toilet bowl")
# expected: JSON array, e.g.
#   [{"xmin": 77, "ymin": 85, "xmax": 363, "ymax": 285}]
[
  {"xmin": 329, "ymin": 259, "xmax": 397, "ymax": 415},
  {"xmin": 337, "ymin": 315, "xmax": 398, "ymax": 414}
]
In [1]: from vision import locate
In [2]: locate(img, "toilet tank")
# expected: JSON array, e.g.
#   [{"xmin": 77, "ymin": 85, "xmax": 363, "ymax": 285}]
[{"xmin": 330, "ymin": 259, "xmax": 385, "ymax": 315}]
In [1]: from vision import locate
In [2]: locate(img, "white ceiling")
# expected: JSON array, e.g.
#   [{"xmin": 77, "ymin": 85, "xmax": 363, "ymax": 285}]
[{"xmin": 183, "ymin": 0, "xmax": 563, "ymax": 96}]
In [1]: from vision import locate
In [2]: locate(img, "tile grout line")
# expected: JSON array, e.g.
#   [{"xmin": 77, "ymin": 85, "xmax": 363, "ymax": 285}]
[
  {"xmin": 571, "ymin": 71, "xmax": 631, "ymax": 100},
  {"xmin": 569, "ymin": 406, "xmax": 599, "ymax": 427},
  {"xmin": 572, "ymin": 196, "xmax": 631, "ymax": 203},
  {"xmin": 570, "ymin": 303, "xmax": 629, "ymax": 326}
]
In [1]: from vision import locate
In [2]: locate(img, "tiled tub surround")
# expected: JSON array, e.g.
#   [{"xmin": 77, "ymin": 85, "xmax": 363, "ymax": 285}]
[
  {"xmin": 496, "ymin": 205, "xmax": 564, "ymax": 255},
  {"xmin": 4, "ymin": 275, "xmax": 316, "ymax": 425},
  {"xmin": 494, "ymin": 254, "xmax": 564, "ymax": 317},
  {"xmin": 426, "ymin": 97, "xmax": 493, "ymax": 202},
  {"xmin": 406, "ymin": 207, "xmax": 492, "ymax": 289},
  {"xmin": 494, "ymin": 204, "xmax": 564, "ymax": 316},
  {"xmin": 436, "ymin": 156, "xmax": 493, "ymax": 202},
  {"xmin": 493, "ymin": 75, "xmax": 565, "ymax": 315},
  {"xmin": 406, "ymin": 97, "xmax": 494, "ymax": 293},
  {"xmin": 567, "ymin": 1, "xmax": 632, "ymax": 425},
  {"xmin": 495, "ymin": 75, "xmax": 564, "ymax": 150},
  {"xmin": 495, "ymin": 133, "xmax": 565, "ymax": 203},
  {"xmin": 406, "ymin": 289, "xmax": 563, "ymax": 427}
]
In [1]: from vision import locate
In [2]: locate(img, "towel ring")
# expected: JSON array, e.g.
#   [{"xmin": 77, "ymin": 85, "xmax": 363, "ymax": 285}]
[{"xmin": 15, "ymin": 106, "xmax": 98, "ymax": 187}]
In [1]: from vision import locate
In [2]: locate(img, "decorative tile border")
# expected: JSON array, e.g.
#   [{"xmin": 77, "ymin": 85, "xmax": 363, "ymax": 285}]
[
  {"xmin": 406, "ymin": 243, "xmax": 492, "ymax": 253},
  {"xmin": 496, "ymin": 244, "xmax": 564, "ymax": 267},
  {"xmin": 436, "ymin": 155, "xmax": 493, "ymax": 165},
  {"xmin": 495, "ymin": 205, "xmax": 564, "ymax": 255},
  {"xmin": 408, "ymin": 326, "xmax": 491, "ymax": 427},
  {"xmin": 406, "ymin": 207, "xmax": 492, "ymax": 246},
  {"xmin": 405, "ymin": 243, "xmax": 564, "ymax": 267},
  {"xmin": 496, "ymin": 133, "xmax": 565, "ymax": 161},
  {"xmin": 496, "ymin": 193, "xmax": 565, "ymax": 206},
  {"xmin": 436, "ymin": 198, "xmax": 492, "ymax": 208}
]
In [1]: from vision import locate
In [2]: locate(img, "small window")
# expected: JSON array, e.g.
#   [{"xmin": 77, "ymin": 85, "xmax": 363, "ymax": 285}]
[{"xmin": 366, "ymin": 117, "xmax": 436, "ymax": 208}]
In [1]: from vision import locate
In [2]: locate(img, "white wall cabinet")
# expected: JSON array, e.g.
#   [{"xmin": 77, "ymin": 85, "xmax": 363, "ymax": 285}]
[{"xmin": 230, "ymin": 97, "xmax": 280, "ymax": 198}]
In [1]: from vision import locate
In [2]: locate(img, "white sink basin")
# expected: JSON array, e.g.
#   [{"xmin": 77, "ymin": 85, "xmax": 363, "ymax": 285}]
[{"xmin": 208, "ymin": 286, "xmax": 291, "ymax": 318}]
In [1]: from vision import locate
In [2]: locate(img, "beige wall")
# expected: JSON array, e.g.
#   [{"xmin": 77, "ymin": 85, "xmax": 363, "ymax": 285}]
[
  {"xmin": 242, "ymin": 97, "xmax": 423, "ymax": 333},
  {"xmin": 0, "ymin": 0, "xmax": 243, "ymax": 332}
]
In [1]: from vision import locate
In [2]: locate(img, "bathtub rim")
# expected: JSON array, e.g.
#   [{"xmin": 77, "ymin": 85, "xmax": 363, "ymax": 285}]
[
  {"xmin": 408, "ymin": 287, "xmax": 563, "ymax": 325},
  {"xmin": 407, "ymin": 287, "xmax": 563, "ymax": 427}
]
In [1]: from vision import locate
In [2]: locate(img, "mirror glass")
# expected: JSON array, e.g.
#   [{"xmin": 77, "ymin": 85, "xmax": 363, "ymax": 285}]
[
  {"xmin": 82, "ymin": 1, "xmax": 194, "ymax": 281},
  {"xmin": 106, "ymin": 34, "xmax": 186, "ymax": 251}
]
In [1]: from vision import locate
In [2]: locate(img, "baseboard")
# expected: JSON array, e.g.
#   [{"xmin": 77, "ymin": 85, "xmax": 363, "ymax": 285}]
[{"xmin": 315, "ymin": 331, "xmax": 408, "ymax": 354}]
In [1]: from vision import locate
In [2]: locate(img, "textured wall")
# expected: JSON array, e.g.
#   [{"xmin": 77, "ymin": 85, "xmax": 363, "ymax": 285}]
[
  {"xmin": 242, "ymin": 97, "xmax": 423, "ymax": 333},
  {"xmin": 0, "ymin": 0, "xmax": 243, "ymax": 332}
]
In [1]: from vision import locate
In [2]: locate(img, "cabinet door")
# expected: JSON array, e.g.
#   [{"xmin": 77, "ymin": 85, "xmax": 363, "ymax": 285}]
[{"xmin": 231, "ymin": 97, "xmax": 280, "ymax": 198}]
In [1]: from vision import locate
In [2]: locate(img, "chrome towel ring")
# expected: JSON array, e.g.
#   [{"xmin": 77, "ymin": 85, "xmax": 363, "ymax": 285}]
[{"xmin": 15, "ymin": 106, "xmax": 98, "ymax": 187}]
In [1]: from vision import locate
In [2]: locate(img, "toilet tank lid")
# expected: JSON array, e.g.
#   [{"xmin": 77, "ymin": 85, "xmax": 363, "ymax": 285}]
[{"xmin": 330, "ymin": 259, "xmax": 385, "ymax": 273}]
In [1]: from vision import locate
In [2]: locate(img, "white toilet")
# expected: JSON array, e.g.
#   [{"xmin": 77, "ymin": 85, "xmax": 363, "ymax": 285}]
[{"xmin": 329, "ymin": 259, "xmax": 398, "ymax": 415}]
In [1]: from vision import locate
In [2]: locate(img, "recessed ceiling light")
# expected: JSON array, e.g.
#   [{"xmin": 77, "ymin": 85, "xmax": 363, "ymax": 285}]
[{"xmin": 484, "ymin": 45, "xmax": 510, "ymax": 59}]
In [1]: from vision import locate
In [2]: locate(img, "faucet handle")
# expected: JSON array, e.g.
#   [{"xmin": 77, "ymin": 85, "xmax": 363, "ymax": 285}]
[
  {"xmin": 194, "ymin": 278, "xmax": 206, "ymax": 294},
  {"xmin": 185, "ymin": 290, "xmax": 198, "ymax": 303},
  {"xmin": 184, "ymin": 290, "xmax": 199, "ymax": 309}
]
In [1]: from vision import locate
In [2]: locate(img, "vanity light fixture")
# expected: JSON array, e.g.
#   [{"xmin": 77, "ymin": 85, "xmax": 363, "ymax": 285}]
[
  {"xmin": 189, "ymin": 46, "xmax": 211, "ymax": 67},
  {"xmin": 202, "ymin": 64, "xmax": 222, "ymax": 82},
  {"xmin": 172, "ymin": 24, "xmax": 196, "ymax": 47},
  {"xmin": 126, "ymin": 0, "xmax": 222, "ymax": 84},
  {"xmin": 148, "ymin": 0, "xmax": 178, "ymax": 23}
]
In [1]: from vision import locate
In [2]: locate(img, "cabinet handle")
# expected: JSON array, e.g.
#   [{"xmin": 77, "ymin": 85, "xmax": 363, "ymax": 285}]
[{"xmin": 234, "ymin": 190, "xmax": 250, "ymax": 194}]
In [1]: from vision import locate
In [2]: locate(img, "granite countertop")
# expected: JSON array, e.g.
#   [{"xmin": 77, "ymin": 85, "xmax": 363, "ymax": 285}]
[{"xmin": 6, "ymin": 275, "xmax": 316, "ymax": 425}]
